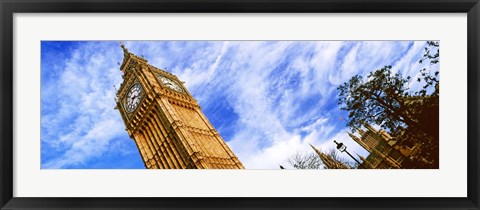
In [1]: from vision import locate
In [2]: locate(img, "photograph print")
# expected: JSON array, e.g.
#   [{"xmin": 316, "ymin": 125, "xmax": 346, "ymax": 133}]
[{"xmin": 41, "ymin": 40, "xmax": 439, "ymax": 169}]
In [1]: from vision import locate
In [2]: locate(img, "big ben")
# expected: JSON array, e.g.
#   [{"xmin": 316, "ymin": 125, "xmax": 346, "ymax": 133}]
[{"xmin": 115, "ymin": 44, "xmax": 244, "ymax": 169}]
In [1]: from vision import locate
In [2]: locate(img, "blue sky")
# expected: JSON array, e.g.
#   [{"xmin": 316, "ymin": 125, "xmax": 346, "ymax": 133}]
[{"xmin": 41, "ymin": 41, "xmax": 436, "ymax": 169}]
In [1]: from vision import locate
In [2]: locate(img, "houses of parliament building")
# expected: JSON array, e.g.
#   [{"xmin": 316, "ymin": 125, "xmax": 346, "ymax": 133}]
[
  {"xmin": 348, "ymin": 123, "xmax": 420, "ymax": 169},
  {"xmin": 309, "ymin": 122, "xmax": 422, "ymax": 169}
]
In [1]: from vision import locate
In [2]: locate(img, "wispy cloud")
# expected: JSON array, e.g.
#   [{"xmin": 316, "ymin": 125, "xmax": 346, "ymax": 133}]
[{"xmin": 41, "ymin": 41, "xmax": 143, "ymax": 169}]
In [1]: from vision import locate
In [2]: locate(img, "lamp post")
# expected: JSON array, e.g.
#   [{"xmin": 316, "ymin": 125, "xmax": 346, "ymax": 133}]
[{"xmin": 333, "ymin": 140, "xmax": 363, "ymax": 167}]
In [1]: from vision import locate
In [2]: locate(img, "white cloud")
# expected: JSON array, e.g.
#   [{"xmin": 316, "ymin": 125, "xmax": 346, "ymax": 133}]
[
  {"xmin": 178, "ymin": 41, "xmax": 340, "ymax": 168},
  {"xmin": 176, "ymin": 41, "xmax": 229, "ymax": 91},
  {"xmin": 329, "ymin": 42, "xmax": 361, "ymax": 85},
  {"xmin": 42, "ymin": 42, "xmax": 131, "ymax": 168}
]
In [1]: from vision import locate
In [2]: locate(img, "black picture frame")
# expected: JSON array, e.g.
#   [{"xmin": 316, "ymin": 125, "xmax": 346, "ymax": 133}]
[{"xmin": 1, "ymin": 0, "xmax": 479, "ymax": 209}]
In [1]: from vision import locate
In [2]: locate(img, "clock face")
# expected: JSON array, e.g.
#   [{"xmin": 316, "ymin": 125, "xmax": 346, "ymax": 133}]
[
  {"xmin": 157, "ymin": 75, "xmax": 183, "ymax": 92},
  {"xmin": 125, "ymin": 83, "xmax": 142, "ymax": 113}
]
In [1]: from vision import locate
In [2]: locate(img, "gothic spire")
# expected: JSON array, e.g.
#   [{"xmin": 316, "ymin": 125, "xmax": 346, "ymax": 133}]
[
  {"xmin": 362, "ymin": 121, "xmax": 378, "ymax": 133},
  {"xmin": 356, "ymin": 154, "xmax": 372, "ymax": 169},
  {"xmin": 348, "ymin": 131, "xmax": 372, "ymax": 153},
  {"xmin": 118, "ymin": 42, "xmax": 148, "ymax": 74},
  {"xmin": 119, "ymin": 41, "xmax": 127, "ymax": 51},
  {"xmin": 309, "ymin": 143, "xmax": 350, "ymax": 169}
]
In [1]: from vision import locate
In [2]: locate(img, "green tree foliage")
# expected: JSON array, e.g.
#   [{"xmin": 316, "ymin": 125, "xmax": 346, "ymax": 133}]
[
  {"xmin": 338, "ymin": 66, "xmax": 416, "ymax": 132},
  {"xmin": 417, "ymin": 41, "xmax": 440, "ymax": 97},
  {"xmin": 337, "ymin": 41, "xmax": 439, "ymax": 168}
]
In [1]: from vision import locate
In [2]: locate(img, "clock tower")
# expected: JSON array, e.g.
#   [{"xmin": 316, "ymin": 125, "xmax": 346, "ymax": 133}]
[{"xmin": 115, "ymin": 44, "xmax": 244, "ymax": 169}]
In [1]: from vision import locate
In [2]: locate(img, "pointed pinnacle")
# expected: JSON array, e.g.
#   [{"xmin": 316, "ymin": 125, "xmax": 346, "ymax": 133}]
[{"xmin": 119, "ymin": 41, "xmax": 128, "ymax": 52}]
